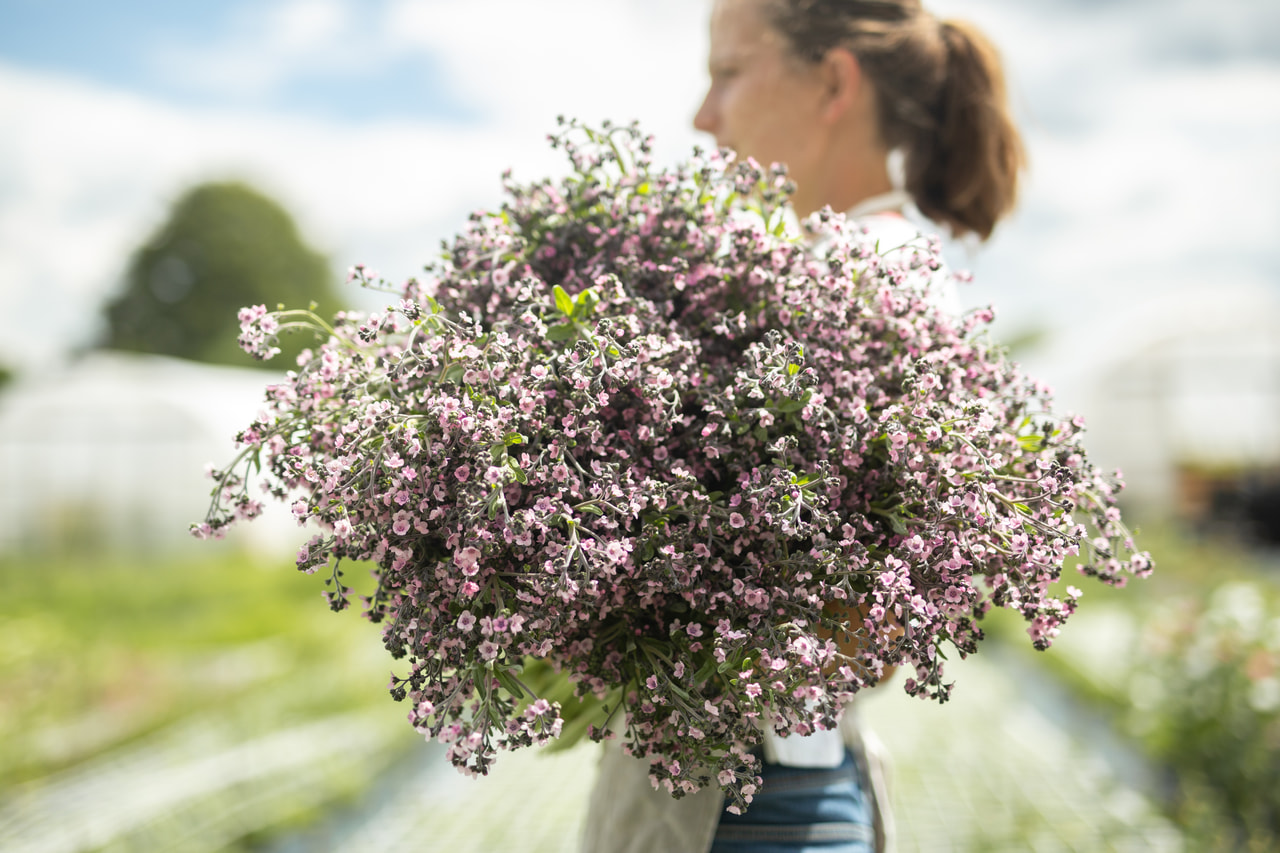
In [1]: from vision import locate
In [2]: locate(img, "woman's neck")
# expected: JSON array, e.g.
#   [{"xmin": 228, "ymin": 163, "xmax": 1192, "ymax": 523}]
[{"xmin": 791, "ymin": 141, "xmax": 895, "ymax": 219}]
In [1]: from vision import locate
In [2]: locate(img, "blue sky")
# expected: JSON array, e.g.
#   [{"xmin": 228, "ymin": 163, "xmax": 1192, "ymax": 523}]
[{"xmin": 0, "ymin": 0, "xmax": 473, "ymax": 121}]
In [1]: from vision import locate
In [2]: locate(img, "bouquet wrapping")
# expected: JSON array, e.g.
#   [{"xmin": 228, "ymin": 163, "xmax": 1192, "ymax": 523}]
[{"xmin": 199, "ymin": 120, "xmax": 1150, "ymax": 810}]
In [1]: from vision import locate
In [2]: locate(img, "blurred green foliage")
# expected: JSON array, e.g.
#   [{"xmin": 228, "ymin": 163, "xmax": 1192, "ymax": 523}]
[
  {"xmin": 988, "ymin": 523, "xmax": 1280, "ymax": 850},
  {"xmin": 100, "ymin": 182, "xmax": 345, "ymax": 369},
  {"xmin": 1129, "ymin": 581, "xmax": 1280, "ymax": 851}
]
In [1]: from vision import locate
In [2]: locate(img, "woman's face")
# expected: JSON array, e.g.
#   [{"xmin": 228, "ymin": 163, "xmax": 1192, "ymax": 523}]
[{"xmin": 693, "ymin": 0, "xmax": 828, "ymax": 194}]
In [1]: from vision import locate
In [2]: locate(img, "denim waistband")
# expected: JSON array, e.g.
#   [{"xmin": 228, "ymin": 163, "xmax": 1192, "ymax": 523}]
[
  {"xmin": 712, "ymin": 821, "xmax": 876, "ymax": 844},
  {"xmin": 751, "ymin": 763, "xmax": 860, "ymax": 795}
]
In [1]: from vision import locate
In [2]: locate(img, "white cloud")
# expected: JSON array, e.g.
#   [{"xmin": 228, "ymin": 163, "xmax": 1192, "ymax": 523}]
[
  {"xmin": 149, "ymin": 0, "xmax": 357, "ymax": 100},
  {"xmin": 382, "ymin": 0, "xmax": 711, "ymax": 148},
  {"xmin": 0, "ymin": 1, "xmax": 712, "ymax": 370},
  {"xmin": 923, "ymin": 0, "xmax": 1280, "ymax": 339}
]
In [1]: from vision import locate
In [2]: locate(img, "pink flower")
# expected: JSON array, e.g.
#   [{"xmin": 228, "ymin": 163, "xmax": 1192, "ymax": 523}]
[
  {"xmin": 455, "ymin": 546, "xmax": 482, "ymax": 576},
  {"xmin": 729, "ymin": 512, "xmax": 746, "ymax": 529},
  {"xmin": 605, "ymin": 540, "xmax": 632, "ymax": 565}
]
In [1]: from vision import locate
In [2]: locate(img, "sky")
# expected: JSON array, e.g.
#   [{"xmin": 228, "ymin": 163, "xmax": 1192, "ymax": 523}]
[{"xmin": 1, "ymin": 0, "xmax": 1278, "ymax": 402}]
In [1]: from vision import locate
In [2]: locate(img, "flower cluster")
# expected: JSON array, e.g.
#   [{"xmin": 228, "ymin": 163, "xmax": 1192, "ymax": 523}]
[{"xmin": 199, "ymin": 119, "xmax": 1150, "ymax": 811}]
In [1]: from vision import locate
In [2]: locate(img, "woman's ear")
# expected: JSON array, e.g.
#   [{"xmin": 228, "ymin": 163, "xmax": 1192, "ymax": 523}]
[{"xmin": 819, "ymin": 47, "xmax": 863, "ymax": 124}]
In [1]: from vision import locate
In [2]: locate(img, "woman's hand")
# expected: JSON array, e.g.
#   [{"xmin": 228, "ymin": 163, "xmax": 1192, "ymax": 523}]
[{"xmin": 819, "ymin": 599, "xmax": 900, "ymax": 686}]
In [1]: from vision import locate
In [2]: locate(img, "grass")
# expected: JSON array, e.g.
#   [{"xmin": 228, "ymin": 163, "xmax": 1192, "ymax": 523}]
[{"xmin": 0, "ymin": 548, "xmax": 392, "ymax": 789}]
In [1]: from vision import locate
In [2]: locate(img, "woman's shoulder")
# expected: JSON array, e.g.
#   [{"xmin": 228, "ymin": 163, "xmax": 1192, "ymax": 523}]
[
  {"xmin": 854, "ymin": 212, "xmax": 923, "ymax": 252},
  {"xmin": 851, "ymin": 210, "xmax": 963, "ymax": 319}
]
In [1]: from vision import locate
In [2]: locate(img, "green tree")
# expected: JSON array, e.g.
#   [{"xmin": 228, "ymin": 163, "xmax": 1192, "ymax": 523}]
[{"xmin": 101, "ymin": 181, "xmax": 345, "ymax": 368}]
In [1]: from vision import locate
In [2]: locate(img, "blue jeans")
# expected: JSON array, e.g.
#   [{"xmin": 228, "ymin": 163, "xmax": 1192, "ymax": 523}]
[{"xmin": 709, "ymin": 748, "xmax": 875, "ymax": 853}]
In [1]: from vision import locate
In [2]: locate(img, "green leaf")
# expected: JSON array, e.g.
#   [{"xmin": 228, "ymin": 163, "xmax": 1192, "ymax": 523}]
[
  {"xmin": 693, "ymin": 656, "xmax": 718, "ymax": 684},
  {"xmin": 768, "ymin": 204, "xmax": 786, "ymax": 236},
  {"xmin": 667, "ymin": 681, "xmax": 694, "ymax": 701},
  {"xmin": 504, "ymin": 432, "xmax": 526, "ymax": 446},
  {"xmin": 495, "ymin": 668, "xmax": 528, "ymax": 699},
  {"xmin": 553, "ymin": 284, "xmax": 574, "ymax": 317},
  {"xmin": 442, "ymin": 363, "xmax": 465, "ymax": 383},
  {"xmin": 574, "ymin": 287, "xmax": 600, "ymax": 318},
  {"xmin": 577, "ymin": 504, "xmax": 604, "ymax": 516},
  {"xmin": 1018, "ymin": 435, "xmax": 1045, "ymax": 452},
  {"xmin": 546, "ymin": 322, "xmax": 578, "ymax": 342}
]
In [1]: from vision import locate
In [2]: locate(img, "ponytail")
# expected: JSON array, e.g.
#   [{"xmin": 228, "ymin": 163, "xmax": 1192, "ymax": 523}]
[
  {"xmin": 765, "ymin": 1, "xmax": 1026, "ymax": 240},
  {"xmin": 905, "ymin": 20, "xmax": 1024, "ymax": 240}
]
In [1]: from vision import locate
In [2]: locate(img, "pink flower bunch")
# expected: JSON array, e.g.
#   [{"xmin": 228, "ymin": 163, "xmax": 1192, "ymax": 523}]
[{"xmin": 200, "ymin": 119, "xmax": 1150, "ymax": 810}]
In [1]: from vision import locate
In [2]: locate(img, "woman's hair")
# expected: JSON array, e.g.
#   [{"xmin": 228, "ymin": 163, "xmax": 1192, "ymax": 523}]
[{"xmin": 764, "ymin": 0, "xmax": 1024, "ymax": 240}]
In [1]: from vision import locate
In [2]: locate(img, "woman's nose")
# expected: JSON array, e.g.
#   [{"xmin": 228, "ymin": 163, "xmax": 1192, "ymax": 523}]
[{"xmin": 693, "ymin": 90, "xmax": 717, "ymax": 135}]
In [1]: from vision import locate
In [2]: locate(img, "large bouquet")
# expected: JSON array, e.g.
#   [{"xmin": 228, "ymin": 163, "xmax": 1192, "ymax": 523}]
[{"xmin": 199, "ymin": 120, "xmax": 1149, "ymax": 811}]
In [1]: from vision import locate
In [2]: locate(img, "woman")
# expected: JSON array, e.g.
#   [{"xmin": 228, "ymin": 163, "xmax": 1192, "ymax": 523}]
[{"xmin": 581, "ymin": 2, "xmax": 1024, "ymax": 851}]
